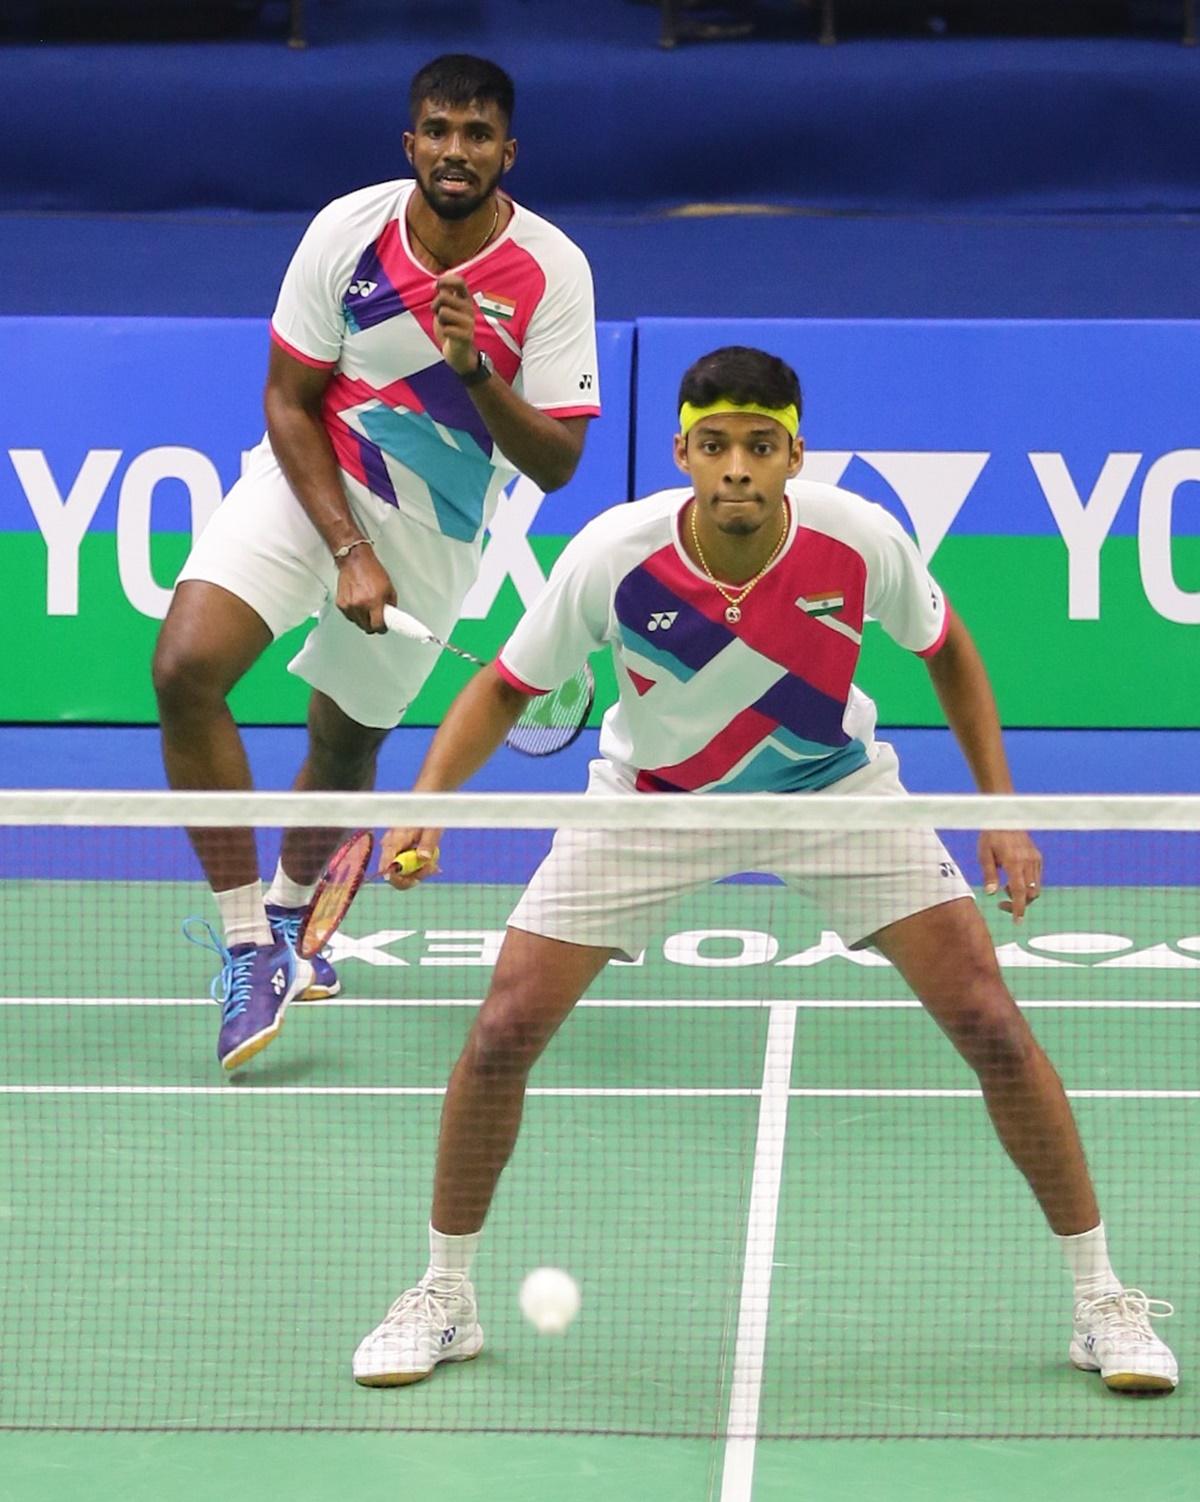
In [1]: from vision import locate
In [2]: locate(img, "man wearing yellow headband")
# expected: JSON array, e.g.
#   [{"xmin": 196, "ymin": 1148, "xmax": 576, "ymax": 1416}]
[{"xmin": 354, "ymin": 345, "xmax": 1176, "ymax": 1399}]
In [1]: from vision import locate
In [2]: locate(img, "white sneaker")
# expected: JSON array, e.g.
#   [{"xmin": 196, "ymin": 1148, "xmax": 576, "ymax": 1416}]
[
  {"xmin": 353, "ymin": 1273, "xmax": 483, "ymax": 1387},
  {"xmin": 1070, "ymin": 1288, "xmax": 1178, "ymax": 1392}
]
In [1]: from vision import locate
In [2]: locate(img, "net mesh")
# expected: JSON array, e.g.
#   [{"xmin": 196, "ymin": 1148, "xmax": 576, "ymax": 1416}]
[{"xmin": 0, "ymin": 791, "xmax": 1196, "ymax": 1439}]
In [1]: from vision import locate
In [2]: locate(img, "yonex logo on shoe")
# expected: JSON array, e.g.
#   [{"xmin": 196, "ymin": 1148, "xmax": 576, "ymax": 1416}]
[
  {"xmin": 647, "ymin": 612, "xmax": 677, "ymax": 631},
  {"xmin": 1084, "ymin": 1334, "xmax": 1097, "ymax": 1352},
  {"xmin": 347, "ymin": 279, "xmax": 378, "ymax": 297},
  {"xmin": 271, "ymin": 968, "xmax": 287, "ymax": 995},
  {"xmin": 441, "ymin": 1326, "xmax": 456, "ymax": 1346}
]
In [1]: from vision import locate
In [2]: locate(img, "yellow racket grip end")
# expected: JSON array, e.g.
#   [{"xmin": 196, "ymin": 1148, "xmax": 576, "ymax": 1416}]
[{"xmin": 390, "ymin": 847, "xmax": 437, "ymax": 877}]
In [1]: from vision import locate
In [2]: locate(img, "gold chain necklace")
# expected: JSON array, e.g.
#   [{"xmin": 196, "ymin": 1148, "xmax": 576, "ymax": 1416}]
[
  {"xmin": 408, "ymin": 201, "xmax": 500, "ymax": 270},
  {"xmin": 689, "ymin": 499, "xmax": 790, "ymax": 625}
]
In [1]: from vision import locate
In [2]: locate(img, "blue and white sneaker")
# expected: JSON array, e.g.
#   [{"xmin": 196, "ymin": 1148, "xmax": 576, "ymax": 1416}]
[
  {"xmin": 184, "ymin": 919, "xmax": 314, "ymax": 1072},
  {"xmin": 266, "ymin": 903, "xmax": 341, "ymax": 999}
]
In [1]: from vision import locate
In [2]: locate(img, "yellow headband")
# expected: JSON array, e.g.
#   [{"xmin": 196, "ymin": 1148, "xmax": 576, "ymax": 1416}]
[{"xmin": 679, "ymin": 399, "xmax": 800, "ymax": 439}]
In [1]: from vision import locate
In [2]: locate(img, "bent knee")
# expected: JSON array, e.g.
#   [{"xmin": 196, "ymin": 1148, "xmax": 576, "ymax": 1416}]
[
  {"xmin": 948, "ymin": 999, "xmax": 1037, "ymax": 1077},
  {"xmin": 152, "ymin": 629, "xmax": 243, "ymax": 717},
  {"xmin": 467, "ymin": 994, "xmax": 557, "ymax": 1076}
]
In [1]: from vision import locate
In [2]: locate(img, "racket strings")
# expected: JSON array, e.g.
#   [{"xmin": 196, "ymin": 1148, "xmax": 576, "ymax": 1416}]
[{"xmin": 506, "ymin": 664, "xmax": 596, "ymax": 757}]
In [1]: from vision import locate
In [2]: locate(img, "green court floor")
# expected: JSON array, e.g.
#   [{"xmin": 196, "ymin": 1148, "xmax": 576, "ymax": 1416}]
[{"xmin": 1, "ymin": 878, "xmax": 1196, "ymax": 1499}]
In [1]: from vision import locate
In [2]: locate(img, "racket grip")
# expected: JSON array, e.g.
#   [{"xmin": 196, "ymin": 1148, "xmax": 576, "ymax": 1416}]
[
  {"xmin": 383, "ymin": 604, "xmax": 434, "ymax": 642},
  {"xmin": 391, "ymin": 849, "xmax": 424, "ymax": 876}
]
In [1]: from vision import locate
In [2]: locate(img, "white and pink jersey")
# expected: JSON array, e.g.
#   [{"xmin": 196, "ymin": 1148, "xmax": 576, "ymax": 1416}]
[
  {"xmin": 268, "ymin": 179, "xmax": 600, "ymax": 545},
  {"xmin": 498, "ymin": 483, "xmax": 950, "ymax": 794}
]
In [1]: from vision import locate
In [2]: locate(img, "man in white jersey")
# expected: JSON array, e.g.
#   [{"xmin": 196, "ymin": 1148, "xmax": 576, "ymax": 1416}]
[
  {"xmin": 353, "ymin": 346, "xmax": 1177, "ymax": 1396},
  {"xmin": 152, "ymin": 56, "xmax": 600, "ymax": 1071}
]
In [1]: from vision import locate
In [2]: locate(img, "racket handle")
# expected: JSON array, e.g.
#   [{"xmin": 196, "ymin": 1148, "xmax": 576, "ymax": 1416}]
[{"xmin": 383, "ymin": 604, "xmax": 436, "ymax": 643}]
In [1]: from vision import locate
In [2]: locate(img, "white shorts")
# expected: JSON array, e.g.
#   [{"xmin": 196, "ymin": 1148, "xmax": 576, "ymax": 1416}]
[
  {"xmin": 175, "ymin": 441, "xmax": 481, "ymax": 729},
  {"xmin": 507, "ymin": 744, "xmax": 975, "ymax": 957}
]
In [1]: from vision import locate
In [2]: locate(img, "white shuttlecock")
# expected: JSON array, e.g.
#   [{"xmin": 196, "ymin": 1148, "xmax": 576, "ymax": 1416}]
[{"xmin": 519, "ymin": 1267, "xmax": 581, "ymax": 1335}]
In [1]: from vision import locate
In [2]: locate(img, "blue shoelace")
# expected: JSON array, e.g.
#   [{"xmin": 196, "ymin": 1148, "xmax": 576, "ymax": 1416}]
[
  {"xmin": 182, "ymin": 917, "xmax": 256, "ymax": 1022},
  {"xmin": 269, "ymin": 908, "xmax": 302, "ymax": 948}
]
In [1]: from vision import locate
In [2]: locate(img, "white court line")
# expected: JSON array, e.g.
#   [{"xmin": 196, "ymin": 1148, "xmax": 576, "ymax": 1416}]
[
  {"xmin": 719, "ymin": 1003, "xmax": 797, "ymax": 1502},
  {"xmin": 1, "ymin": 1084, "xmax": 1195, "ymax": 1100},
  {"xmin": 0, "ymin": 1085, "xmax": 758, "ymax": 1097},
  {"xmin": 4, "ymin": 996, "xmax": 1200, "ymax": 1010}
]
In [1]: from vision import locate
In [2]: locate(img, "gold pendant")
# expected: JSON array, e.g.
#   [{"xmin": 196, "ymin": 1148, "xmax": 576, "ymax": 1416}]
[{"xmin": 725, "ymin": 604, "xmax": 742, "ymax": 624}]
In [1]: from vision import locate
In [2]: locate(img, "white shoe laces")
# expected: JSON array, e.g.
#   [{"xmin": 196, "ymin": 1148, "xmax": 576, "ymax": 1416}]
[
  {"xmin": 380, "ymin": 1273, "xmax": 472, "ymax": 1332},
  {"xmin": 1078, "ymin": 1288, "xmax": 1174, "ymax": 1341}
]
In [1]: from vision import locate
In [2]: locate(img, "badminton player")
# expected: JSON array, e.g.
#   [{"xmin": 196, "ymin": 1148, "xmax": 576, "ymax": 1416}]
[{"xmin": 354, "ymin": 345, "xmax": 1177, "ymax": 1396}]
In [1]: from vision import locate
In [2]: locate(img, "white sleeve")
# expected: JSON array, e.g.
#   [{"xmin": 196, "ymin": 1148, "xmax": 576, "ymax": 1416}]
[
  {"xmin": 269, "ymin": 201, "xmax": 358, "ymax": 368},
  {"xmin": 863, "ymin": 506, "xmax": 950, "ymax": 656},
  {"xmin": 496, "ymin": 526, "xmax": 611, "ymax": 692},
  {"xmin": 516, "ymin": 241, "xmax": 601, "ymax": 417}
]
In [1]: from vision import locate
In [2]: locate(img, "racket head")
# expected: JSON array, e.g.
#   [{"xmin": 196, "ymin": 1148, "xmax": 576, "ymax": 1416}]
[
  {"xmin": 505, "ymin": 662, "xmax": 596, "ymax": 758},
  {"xmin": 296, "ymin": 829, "xmax": 375, "ymax": 957}
]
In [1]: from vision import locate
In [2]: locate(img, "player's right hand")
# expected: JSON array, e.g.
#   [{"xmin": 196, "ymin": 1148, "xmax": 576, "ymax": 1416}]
[
  {"xmin": 335, "ymin": 544, "xmax": 396, "ymax": 634},
  {"xmin": 380, "ymin": 827, "xmax": 443, "ymax": 889}
]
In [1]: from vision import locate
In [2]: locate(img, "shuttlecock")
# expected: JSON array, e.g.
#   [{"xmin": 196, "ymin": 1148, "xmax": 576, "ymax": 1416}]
[{"xmin": 519, "ymin": 1266, "xmax": 581, "ymax": 1335}]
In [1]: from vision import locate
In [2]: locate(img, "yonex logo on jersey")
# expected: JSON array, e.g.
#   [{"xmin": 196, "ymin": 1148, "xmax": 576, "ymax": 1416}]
[
  {"xmin": 347, "ymin": 280, "xmax": 378, "ymax": 298},
  {"xmin": 579, "ymin": 373, "xmax": 593, "ymax": 390},
  {"xmin": 647, "ymin": 612, "xmax": 677, "ymax": 631},
  {"xmin": 270, "ymin": 968, "xmax": 287, "ymax": 995}
]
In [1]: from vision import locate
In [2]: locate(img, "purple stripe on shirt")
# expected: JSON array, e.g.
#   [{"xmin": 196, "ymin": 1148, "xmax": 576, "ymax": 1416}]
[
  {"xmin": 343, "ymin": 246, "xmax": 408, "ymax": 330},
  {"xmin": 752, "ymin": 673, "xmax": 849, "ymax": 747},
  {"xmin": 357, "ymin": 434, "xmax": 399, "ymax": 508},
  {"xmin": 614, "ymin": 566, "xmax": 733, "ymax": 673},
  {"xmin": 403, "ymin": 360, "xmax": 494, "ymax": 457}
]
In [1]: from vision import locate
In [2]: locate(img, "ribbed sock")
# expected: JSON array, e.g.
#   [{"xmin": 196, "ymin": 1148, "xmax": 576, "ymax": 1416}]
[
  {"xmin": 215, "ymin": 880, "xmax": 272, "ymax": 948},
  {"xmin": 1057, "ymin": 1221, "xmax": 1122, "ymax": 1301},
  {"xmin": 264, "ymin": 860, "xmax": 317, "ymax": 910},
  {"xmin": 427, "ymin": 1223, "xmax": 481, "ymax": 1285}
]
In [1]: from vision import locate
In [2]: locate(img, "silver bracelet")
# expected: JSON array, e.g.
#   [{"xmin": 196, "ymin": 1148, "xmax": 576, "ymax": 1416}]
[{"xmin": 332, "ymin": 536, "xmax": 373, "ymax": 562}]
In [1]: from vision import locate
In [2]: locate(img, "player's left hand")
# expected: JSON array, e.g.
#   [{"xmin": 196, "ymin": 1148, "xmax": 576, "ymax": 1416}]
[
  {"xmin": 978, "ymin": 830, "xmax": 1043, "ymax": 922},
  {"xmin": 432, "ymin": 274, "xmax": 479, "ymax": 375}
]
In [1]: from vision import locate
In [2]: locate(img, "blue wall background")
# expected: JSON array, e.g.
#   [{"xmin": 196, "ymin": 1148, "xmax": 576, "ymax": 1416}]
[{"xmin": 2, "ymin": 1, "xmax": 1198, "ymax": 795}]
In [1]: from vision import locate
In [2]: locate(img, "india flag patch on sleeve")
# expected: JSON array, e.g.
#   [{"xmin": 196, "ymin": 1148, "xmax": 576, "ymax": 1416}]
[
  {"xmin": 477, "ymin": 291, "xmax": 516, "ymax": 321},
  {"xmin": 797, "ymin": 590, "xmax": 845, "ymax": 617}
]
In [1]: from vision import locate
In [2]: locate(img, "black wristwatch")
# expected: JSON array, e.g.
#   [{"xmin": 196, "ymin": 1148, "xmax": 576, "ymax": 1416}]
[{"xmin": 459, "ymin": 351, "xmax": 493, "ymax": 388}]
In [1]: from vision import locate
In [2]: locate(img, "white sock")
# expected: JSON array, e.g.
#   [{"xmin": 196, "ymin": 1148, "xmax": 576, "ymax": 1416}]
[
  {"xmin": 427, "ymin": 1223, "xmax": 481, "ymax": 1284},
  {"xmin": 215, "ymin": 880, "xmax": 272, "ymax": 948},
  {"xmin": 1057, "ymin": 1221, "xmax": 1122, "ymax": 1302},
  {"xmin": 265, "ymin": 859, "xmax": 316, "ymax": 910}
]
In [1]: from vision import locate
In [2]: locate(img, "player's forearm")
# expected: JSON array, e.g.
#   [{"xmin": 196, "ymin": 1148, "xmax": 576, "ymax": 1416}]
[
  {"xmin": 925, "ymin": 616, "xmax": 1016, "ymax": 795},
  {"xmin": 465, "ymin": 376, "xmax": 582, "ymax": 492},
  {"xmin": 265, "ymin": 396, "xmax": 365, "ymax": 554},
  {"xmin": 414, "ymin": 667, "xmax": 528, "ymax": 792}
]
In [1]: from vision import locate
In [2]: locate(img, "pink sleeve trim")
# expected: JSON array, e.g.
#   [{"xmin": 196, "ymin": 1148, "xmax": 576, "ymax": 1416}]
[
  {"xmin": 494, "ymin": 657, "xmax": 550, "ymax": 696},
  {"xmin": 915, "ymin": 601, "xmax": 953, "ymax": 659},
  {"xmin": 270, "ymin": 324, "xmax": 338, "ymax": 370},
  {"xmin": 538, "ymin": 404, "xmax": 602, "ymax": 419}
]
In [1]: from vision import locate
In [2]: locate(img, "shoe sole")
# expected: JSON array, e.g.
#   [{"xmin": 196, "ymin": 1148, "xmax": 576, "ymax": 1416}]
[
  {"xmin": 1071, "ymin": 1354, "xmax": 1177, "ymax": 1393},
  {"xmin": 1101, "ymin": 1371, "xmax": 1177, "ymax": 1393},
  {"xmin": 297, "ymin": 980, "xmax": 342, "ymax": 1001},
  {"xmin": 355, "ymin": 1337, "xmax": 484, "ymax": 1388},
  {"xmin": 220, "ymin": 960, "xmax": 314, "ymax": 1072}
]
